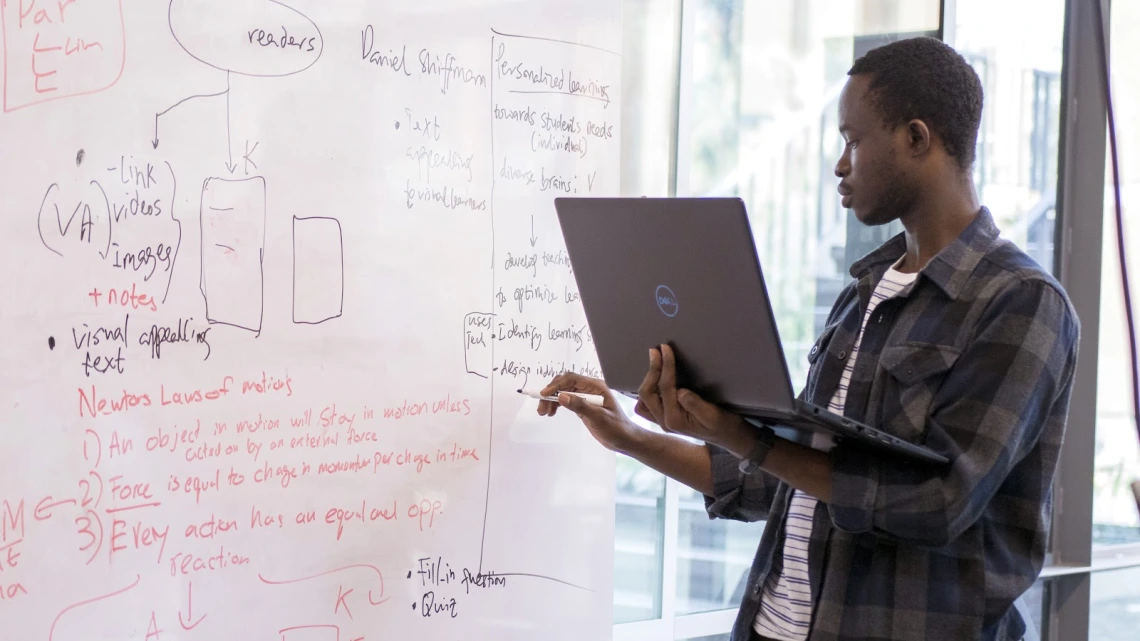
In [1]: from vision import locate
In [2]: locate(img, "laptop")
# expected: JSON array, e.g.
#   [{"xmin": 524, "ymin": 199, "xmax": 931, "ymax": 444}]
[{"xmin": 553, "ymin": 196, "xmax": 949, "ymax": 465}]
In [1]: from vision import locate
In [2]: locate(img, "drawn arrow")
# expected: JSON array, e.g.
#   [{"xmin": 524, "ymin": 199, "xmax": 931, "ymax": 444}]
[
  {"xmin": 152, "ymin": 83, "xmax": 230, "ymax": 149},
  {"xmin": 178, "ymin": 582, "xmax": 207, "ymax": 630},
  {"xmin": 529, "ymin": 215, "xmax": 538, "ymax": 247},
  {"xmin": 224, "ymin": 72, "xmax": 237, "ymax": 174}
]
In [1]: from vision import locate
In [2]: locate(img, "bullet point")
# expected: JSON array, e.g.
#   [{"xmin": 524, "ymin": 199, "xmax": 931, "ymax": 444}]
[
  {"xmin": 412, "ymin": 602, "xmax": 417, "ymax": 610},
  {"xmin": 407, "ymin": 571, "xmax": 412, "ymax": 579},
  {"xmin": 76, "ymin": 149, "xmax": 85, "ymax": 166},
  {"xmin": 394, "ymin": 121, "xmax": 400, "ymax": 130},
  {"xmin": 48, "ymin": 336, "xmax": 55, "ymax": 350}
]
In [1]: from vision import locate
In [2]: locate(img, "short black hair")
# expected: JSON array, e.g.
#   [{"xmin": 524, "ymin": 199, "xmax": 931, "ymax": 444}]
[{"xmin": 848, "ymin": 37, "xmax": 983, "ymax": 171}]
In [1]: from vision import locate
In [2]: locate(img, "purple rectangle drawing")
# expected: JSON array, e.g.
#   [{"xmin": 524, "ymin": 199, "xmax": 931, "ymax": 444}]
[
  {"xmin": 292, "ymin": 215, "xmax": 344, "ymax": 324},
  {"xmin": 199, "ymin": 176, "xmax": 266, "ymax": 334}
]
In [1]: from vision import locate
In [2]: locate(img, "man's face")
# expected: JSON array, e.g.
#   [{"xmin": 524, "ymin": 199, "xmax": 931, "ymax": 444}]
[{"xmin": 834, "ymin": 74, "xmax": 919, "ymax": 226}]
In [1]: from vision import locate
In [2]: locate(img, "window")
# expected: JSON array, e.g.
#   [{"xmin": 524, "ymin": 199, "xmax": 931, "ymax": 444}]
[
  {"xmin": 614, "ymin": 1, "xmax": 1140, "ymax": 639},
  {"xmin": 1090, "ymin": 567, "xmax": 1140, "ymax": 640},
  {"xmin": 947, "ymin": 0, "xmax": 1065, "ymax": 273},
  {"xmin": 1093, "ymin": 0, "xmax": 1140, "ymax": 546}
]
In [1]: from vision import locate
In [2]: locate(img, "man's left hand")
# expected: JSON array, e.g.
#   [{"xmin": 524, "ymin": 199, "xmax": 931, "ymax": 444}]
[{"xmin": 638, "ymin": 344, "xmax": 752, "ymax": 456}]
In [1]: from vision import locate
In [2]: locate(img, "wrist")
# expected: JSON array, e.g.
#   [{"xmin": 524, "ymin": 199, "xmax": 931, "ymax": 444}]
[
  {"xmin": 713, "ymin": 419, "xmax": 758, "ymax": 459},
  {"xmin": 612, "ymin": 418, "xmax": 649, "ymax": 457}
]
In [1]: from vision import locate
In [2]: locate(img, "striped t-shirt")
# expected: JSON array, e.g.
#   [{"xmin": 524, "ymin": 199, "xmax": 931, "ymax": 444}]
[{"xmin": 753, "ymin": 262, "xmax": 917, "ymax": 641}]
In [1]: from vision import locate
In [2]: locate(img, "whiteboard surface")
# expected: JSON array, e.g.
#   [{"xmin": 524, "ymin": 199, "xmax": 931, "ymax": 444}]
[{"xmin": 0, "ymin": 1, "xmax": 619, "ymax": 639}]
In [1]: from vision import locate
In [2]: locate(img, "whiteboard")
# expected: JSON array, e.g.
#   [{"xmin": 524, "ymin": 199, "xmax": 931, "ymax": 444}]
[{"xmin": 0, "ymin": 1, "xmax": 620, "ymax": 639}]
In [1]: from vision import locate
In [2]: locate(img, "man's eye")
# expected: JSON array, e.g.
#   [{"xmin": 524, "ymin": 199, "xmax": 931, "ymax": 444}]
[{"xmin": 846, "ymin": 140, "xmax": 858, "ymax": 149}]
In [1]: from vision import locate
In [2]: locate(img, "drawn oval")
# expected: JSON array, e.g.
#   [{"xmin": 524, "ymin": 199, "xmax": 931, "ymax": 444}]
[{"xmin": 168, "ymin": 0, "xmax": 323, "ymax": 77}]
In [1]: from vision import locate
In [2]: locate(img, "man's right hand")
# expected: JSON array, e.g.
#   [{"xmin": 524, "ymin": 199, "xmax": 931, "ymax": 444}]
[{"xmin": 537, "ymin": 373, "xmax": 643, "ymax": 454}]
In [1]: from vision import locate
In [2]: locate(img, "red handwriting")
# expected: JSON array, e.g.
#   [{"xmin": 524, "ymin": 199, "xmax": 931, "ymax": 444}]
[
  {"xmin": 0, "ymin": 538, "xmax": 22, "ymax": 570},
  {"xmin": 0, "ymin": 581, "xmax": 28, "ymax": 600},
  {"xmin": 2, "ymin": 0, "xmax": 126, "ymax": 113},
  {"xmin": 78, "ymin": 385, "xmax": 151, "ymax": 418},
  {"xmin": 253, "ymin": 460, "xmax": 298, "ymax": 488},
  {"xmin": 382, "ymin": 395, "xmax": 472, "ymax": 419},
  {"xmin": 324, "ymin": 500, "xmax": 398, "ymax": 540},
  {"xmin": 145, "ymin": 611, "xmax": 163, "ymax": 640},
  {"xmin": 34, "ymin": 495, "xmax": 76, "ymax": 521},
  {"xmin": 280, "ymin": 625, "xmax": 340, "ymax": 641},
  {"xmin": 168, "ymin": 469, "xmax": 221, "ymax": 504},
  {"xmin": 146, "ymin": 422, "xmax": 200, "ymax": 453},
  {"xmin": 260, "ymin": 564, "xmax": 389, "ymax": 606},
  {"xmin": 408, "ymin": 498, "xmax": 442, "ymax": 531},
  {"xmin": 250, "ymin": 505, "xmax": 284, "ymax": 530},
  {"xmin": 48, "ymin": 574, "xmax": 140, "ymax": 641},
  {"xmin": 167, "ymin": 547, "xmax": 249, "ymax": 577},
  {"xmin": 1, "ymin": 499, "xmax": 24, "ymax": 542},
  {"xmin": 178, "ymin": 581, "xmax": 207, "ymax": 630},
  {"xmin": 184, "ymin": 514, "xmax": 237, "ymax": 540},
  {"xmin": 335, "ymin": 585, "xmax": 354, "ymax": 618},
  {"xmin": 109, "ymin": 518, "xmax": 168, "ymax": 564},
  {"xmin": 78, "ymin": 373, "xmax": 296, "ymax": 417},
  {"xmin": 160, "ymin": 379, "xmax": 234, "ymax": 407},
  {"xmin": 108, "ymin": 474, "xmax": 153, "ymax": 503},
  {"xmin": 87, "ymin": 283, "xmax": 158, "ymax": 312}
]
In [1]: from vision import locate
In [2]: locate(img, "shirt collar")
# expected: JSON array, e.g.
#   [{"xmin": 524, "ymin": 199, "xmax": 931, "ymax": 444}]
[{"xmin": 848, "ymin": 207, "xmax": 1001, "ymax": 301}]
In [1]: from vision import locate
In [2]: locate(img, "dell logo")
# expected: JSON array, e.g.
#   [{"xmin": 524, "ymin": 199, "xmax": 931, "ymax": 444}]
[{"xmin": 656, "ymin": 285, "xmax": 679, "ymax": 318}]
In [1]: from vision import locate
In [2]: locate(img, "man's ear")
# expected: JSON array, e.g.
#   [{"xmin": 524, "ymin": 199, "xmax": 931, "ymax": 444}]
[{"xmin": 906, "ymin": 119, "xmax": 932, "ymax": 158}]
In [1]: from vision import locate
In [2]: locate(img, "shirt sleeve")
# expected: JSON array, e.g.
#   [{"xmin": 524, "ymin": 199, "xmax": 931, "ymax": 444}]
[
  {"xmin": 826, "ymin": 279, "xmax": 1080, "ymax": 547},
  {"xmin": 704, "ymin": 443, "xmax": 782, "ymax": 522}
]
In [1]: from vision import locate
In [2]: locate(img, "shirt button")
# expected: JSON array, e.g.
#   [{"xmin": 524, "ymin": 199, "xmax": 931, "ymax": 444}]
[
  {"xmin": 753, "ymin": 582, "xmax": 762, "ymax": 597},
  {"xmin": 810, "ymin": 345, "xmax": 818, "ymax": 356},
  {"xmin": 837, "ymin": 350, "xmax": 847, "ymax": 360}
]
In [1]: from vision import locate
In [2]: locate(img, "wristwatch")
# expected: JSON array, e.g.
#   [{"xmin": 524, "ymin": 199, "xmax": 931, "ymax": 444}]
[{"xmin": 738, "ymin": 426, "xmax": 778, "ymax": 475}]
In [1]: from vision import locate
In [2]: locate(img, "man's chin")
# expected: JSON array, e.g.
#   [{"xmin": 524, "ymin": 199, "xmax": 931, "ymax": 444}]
[{"xmin": 854, "ymin": 207, "xmax": 897, "ymax": 227}]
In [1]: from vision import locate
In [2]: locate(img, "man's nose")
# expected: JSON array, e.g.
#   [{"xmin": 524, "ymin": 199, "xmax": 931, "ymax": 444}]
[{"xmin": 834, "ymin": 149, "xmax": 850, "ymax": 178}]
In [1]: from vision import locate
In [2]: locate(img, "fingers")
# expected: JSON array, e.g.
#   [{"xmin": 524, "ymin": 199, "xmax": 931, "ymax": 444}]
[
  {"xmin": 637, "ymin": 347, "xmax": 664, "ymax": 424},
  {"xmin": 658, "ymin": 344, "xmax": 681, "ymax": 421},
  {"xmin": 678, "ymin": 388, "xmax": 743, "ymax": 434},
  {"xmin": 538, "ymin": 373, "xmax": 572, "ymax": 417},
  {"xmin": 537, "ymin": 373, "xmax": 612, "ymax": 418},
  {"xmin": 559, "ymin": 392, "xmax": 603, "ymax": 419}
]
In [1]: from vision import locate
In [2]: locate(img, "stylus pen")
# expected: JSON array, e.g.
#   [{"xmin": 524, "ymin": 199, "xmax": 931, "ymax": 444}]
[{"xmin": 517, "ymin": 388, "xmax": 606, "ymax": 407}]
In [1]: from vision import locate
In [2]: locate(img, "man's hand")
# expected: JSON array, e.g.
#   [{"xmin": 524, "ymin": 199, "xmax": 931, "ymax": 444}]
[
  {"xmin": 537, "ymin": 373, "xmax": 642, "ymax": 454},
  {"xmin": 636, "ymin": 344, "xmax": 755, "ymax": 457}
]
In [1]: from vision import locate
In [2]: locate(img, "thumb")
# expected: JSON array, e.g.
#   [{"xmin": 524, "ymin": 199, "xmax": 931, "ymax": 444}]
[
  {"xmin": 560, "ymin": 392, "xmax": 601, "ymax": 417},
  {"xmin": 678, "ymin": 390, "xmax": 719, "ymax": 427}
]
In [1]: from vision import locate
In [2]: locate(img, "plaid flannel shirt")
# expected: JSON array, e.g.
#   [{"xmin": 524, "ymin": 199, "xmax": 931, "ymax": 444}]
[{"xmin": 705, "ymin": 208, "xmax": 1080, "ymax": 641}]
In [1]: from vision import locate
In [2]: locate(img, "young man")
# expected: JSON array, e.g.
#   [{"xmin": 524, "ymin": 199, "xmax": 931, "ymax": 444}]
[{"xmin": 538, "ymin": 37, "xmax": 1080, "ymax": 641}]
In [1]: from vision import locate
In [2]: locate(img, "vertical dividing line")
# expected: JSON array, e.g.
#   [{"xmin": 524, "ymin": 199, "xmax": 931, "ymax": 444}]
[{"xmin": 479, "ymin": 32, "xmax": 498, "ymax": 575}]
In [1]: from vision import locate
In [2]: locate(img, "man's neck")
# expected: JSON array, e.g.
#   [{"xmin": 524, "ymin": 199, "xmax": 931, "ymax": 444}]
[{"xmin": 897, "ymin": 176, "xmax": 981, "ymax": 273}]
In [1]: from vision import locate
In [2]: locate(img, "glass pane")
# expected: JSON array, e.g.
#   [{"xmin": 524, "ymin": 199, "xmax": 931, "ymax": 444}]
[
  {"xmin": 676, "ymin": 484, "xmax": 764, "ymax": 615},
  {"xmin": 614, "ymin": 0, "xmax": 681, "ymax": 624},
  {"xmin": 1093, "ymin": 0, "xmax": 1140, "ymax": 546},
  {"xmin": 683, "ymin": 0, "xmax": 940, "ymax": 390},
  {"xmin": 621, "ymin": 0, "xmax": 681, "ymax": 197},
  {"xmin": 614, "ymin": 454, "xmax": 666, "ymax": 623},
  {"xmin": 1090, "ymin": 566, "xmax": 1140, "ymax": 640},
  {"xmin": 948, "ymin": 0, "xmax": 1064, "ymax": 272}
]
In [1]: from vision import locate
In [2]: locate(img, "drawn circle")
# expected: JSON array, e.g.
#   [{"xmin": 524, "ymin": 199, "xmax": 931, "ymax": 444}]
[
  {"xmin": 168, "ymin": 0, "xmax": 324, "ymax": 78},
  {"xmin": 655, "ymin": 285, "xmax": 679, "ymax": 318}
]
